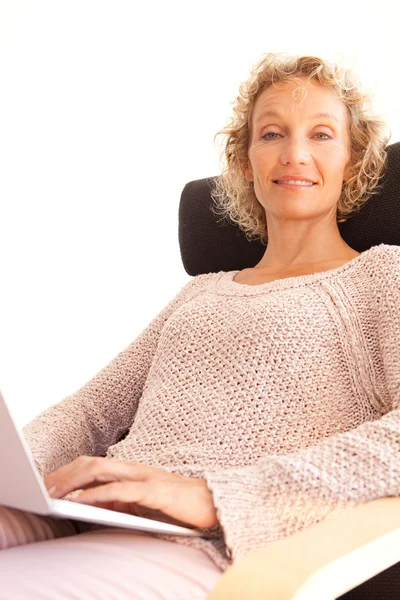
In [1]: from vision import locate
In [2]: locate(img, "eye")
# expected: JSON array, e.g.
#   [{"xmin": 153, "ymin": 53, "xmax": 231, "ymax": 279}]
[
  {"xmin": 261, "ymin": 132, "xmax": 280, "ymax": 140},
  {"xmin": 261, "ymin": 131, "xmax": 332, "ymax": 141}
]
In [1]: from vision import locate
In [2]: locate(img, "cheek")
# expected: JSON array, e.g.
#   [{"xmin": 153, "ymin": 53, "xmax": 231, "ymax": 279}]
[
  {"xmin": 320, "ymin": 142, "xmax": 348, "ymax": 161},
  {"xmin": 249, "ymin": 148, "xmax": 272, "ymax": 172}
]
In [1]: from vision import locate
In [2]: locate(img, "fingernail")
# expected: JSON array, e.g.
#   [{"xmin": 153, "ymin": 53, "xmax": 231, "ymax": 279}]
[
  {"xmin": 47, "ymin": 485, "xmax": 57, "ymax": 497},
  {"xmin": 70, "ymin": 491, "xmax": 83, "ymax": 500},
  {"xmin": 69, "ymin": 490, "xmax": 82, "ymax": 498}
]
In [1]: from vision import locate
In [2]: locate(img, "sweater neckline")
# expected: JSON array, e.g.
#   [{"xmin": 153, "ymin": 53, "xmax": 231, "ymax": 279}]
[{"xmin": 214, "ymin": 244, "xmax": 384, "ymax": 295}]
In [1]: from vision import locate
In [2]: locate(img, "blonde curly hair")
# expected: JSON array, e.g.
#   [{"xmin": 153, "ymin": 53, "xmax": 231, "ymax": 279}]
[{"xmin": 211, "ymin": 52, "xmax": 391, "ymax": 245}]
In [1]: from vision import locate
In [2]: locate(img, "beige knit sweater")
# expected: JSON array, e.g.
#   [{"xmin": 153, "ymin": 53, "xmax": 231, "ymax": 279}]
[{"xmin": 22, "ymin": 243, "xmax": 400, "ymax": 571}]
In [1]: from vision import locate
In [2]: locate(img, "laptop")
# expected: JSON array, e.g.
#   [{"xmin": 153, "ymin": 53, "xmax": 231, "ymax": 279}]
[{"xmin": 0, "ymin": 390, "xmax": 203, "ymax": 538}]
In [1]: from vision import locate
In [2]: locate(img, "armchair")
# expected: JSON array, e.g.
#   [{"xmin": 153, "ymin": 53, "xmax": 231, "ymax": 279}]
[{"xmin": 178, "ymin": 141, "xmax": 400, "ymax": 600}]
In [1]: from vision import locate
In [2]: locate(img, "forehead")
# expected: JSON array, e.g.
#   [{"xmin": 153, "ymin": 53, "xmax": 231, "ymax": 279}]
[{"xmin": 253, "ymin": 77, "xmax": 347, "ymax": 123}]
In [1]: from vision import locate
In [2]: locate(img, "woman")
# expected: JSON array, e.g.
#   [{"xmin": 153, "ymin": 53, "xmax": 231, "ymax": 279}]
[{"xmin": 1, "ymin": 52, "xmax": 399, "ymax": 600}]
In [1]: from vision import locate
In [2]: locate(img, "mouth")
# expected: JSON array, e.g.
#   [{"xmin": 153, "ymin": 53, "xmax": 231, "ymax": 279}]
[{"xmin": 273, "ymin": 180, "xmax": 317, "ymax": 190}]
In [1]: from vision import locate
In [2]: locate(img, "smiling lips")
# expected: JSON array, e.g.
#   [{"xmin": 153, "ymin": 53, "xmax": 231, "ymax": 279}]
[{"xmin": 274, "ymin": 180, "xmax": 317, "ymax": 190}]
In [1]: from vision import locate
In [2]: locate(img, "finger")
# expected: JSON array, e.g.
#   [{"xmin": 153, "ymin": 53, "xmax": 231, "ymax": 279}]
[
  {"xmin": 45, "ymin": 457, "xmax": 148, "ymax": 499},
  {"xmin": 44, "ymin": 456, "xmax": 102, "ymax": 495},
  {"xmin": 71, "ymin": 498, "xmax": 115, "ymax": 511},
  {"xmin": 69, "ymin": 488, "xmax": 190, "ymax": 526},
  {"xmin": 68, "ymin": 487, "xmax": 138, "ymax": 516},
  {"xmin": 69, "ymin": 481, "xmax": 147, "ymax": 507}
]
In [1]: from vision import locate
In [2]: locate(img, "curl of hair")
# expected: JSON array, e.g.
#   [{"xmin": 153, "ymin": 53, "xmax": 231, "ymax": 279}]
[{"xmin": 211, "ymin": 52, "xmax": 391, "ymax": 245}]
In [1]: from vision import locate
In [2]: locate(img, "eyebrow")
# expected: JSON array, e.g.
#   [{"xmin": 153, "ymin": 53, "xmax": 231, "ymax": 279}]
[{"xmin": 255, "ymin": 110, "xmax": 340, "ymax": 124}]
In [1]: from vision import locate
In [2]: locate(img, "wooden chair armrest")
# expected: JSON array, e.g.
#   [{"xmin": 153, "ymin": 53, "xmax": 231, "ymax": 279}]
[{"xmin": 207, "ymin": 496, "xmax": 400, "ymax": 600}]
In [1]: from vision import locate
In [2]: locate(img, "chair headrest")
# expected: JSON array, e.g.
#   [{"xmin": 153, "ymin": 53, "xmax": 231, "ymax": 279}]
[{"xmin": 178, "ymin": 142, "xmax": 400, "ymax": 276}]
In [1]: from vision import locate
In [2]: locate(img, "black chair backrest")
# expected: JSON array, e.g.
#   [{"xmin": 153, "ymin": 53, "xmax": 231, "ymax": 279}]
[{"xmin": 178, "ymin": 141, "xmax": 400, "ymax": 276}]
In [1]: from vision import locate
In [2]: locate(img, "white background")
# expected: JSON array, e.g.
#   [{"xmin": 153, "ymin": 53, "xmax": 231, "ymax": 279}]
[{"xmin": 0, "ymin": 0, "xmax": 399, "ymax": 428}]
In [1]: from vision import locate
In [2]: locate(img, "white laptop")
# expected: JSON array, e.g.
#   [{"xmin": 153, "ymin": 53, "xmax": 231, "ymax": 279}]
[{"xmin": 0, "ymin": 390, "xmax": 203, "ymax": 538}]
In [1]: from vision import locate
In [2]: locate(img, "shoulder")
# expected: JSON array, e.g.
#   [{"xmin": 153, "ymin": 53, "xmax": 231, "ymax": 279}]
[
  {"xmin": 366, "ymin": 244, "xmax": 400, "ymax": 306},
  {"xmin": 375, "ymin": 243, "xmax": 400, "ymax": 257},
  {"xmin": 182, "ymin": 271, "xmax": 220, "ymax": 290},
  {"xmin": 173, "ymin": 271, "xmax": 219, "ymax": 303},
  {"xmin": 370, "ymin": 243, "xmax": 400, "ymax": 273}
]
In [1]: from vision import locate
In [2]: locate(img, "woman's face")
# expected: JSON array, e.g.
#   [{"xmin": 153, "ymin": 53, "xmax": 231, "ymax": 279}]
[{"xmin": 245, "ymin": 77, "xmax": 353, "ymax": 223}]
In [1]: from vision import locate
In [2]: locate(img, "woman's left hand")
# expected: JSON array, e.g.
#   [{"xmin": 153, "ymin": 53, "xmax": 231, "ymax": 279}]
[{"xmin": 44, "ymin": 456, "xmax": 219, "ymax": 529}]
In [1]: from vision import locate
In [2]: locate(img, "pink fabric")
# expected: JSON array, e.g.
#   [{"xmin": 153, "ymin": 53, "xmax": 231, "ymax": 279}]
[{"xmin": 0, "ymin": 507, "xmax": 223, "ymax": 599}]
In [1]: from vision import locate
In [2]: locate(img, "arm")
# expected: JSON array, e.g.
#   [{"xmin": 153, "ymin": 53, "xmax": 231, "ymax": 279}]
[
  {"xmin": 23, "ymin": 273, "xmax": 214, "ymax": 479},
  {"xmin": 205, "ymin": 246, "xmax": 400, "ymax": 564}
]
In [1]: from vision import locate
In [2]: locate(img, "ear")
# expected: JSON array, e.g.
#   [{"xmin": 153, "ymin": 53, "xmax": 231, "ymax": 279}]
[{"xmin": 244, "ymin": 162, "xmax": 254, "ymax": 182}]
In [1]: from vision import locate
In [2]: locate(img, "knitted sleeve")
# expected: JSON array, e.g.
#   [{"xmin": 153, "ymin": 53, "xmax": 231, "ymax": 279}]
[
  {"xmin": 22, "ymin": 273, "xmax": 213, "ymax": 479},
  {"xmin": 205, "ymin": 248, "xmax": 400, "ymax": 563}
]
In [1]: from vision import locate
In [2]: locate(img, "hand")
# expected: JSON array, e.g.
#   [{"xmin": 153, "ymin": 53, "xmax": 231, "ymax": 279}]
[{"xmin": 44, "ymin": 456, "xmax": 219, "ymax": 529}]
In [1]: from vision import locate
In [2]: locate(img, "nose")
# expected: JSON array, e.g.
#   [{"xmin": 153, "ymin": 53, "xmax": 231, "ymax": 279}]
[{"xmin": 280, "ymin": 135, "xmax": 311, "ymax": 165}]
